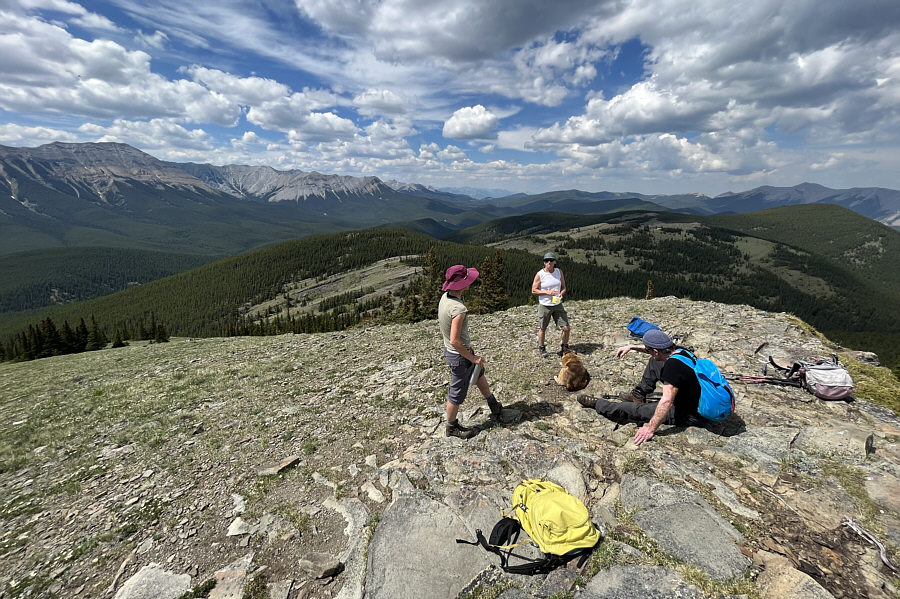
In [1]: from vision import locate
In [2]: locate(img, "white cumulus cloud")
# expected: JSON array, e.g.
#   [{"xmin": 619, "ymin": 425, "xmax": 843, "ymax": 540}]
[{"xmin": 443, "ymin": 105, "xmax": 498, "ymax": 140}]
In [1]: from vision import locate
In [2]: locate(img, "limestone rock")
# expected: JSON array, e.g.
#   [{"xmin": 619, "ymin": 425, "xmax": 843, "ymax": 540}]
[
  {"xmin": 113, "ymin": 564, "xmax": 190, "ymax": 599},
  {"xmin": 256, "ymin": 455, "xmax": 300, "ymax": 476},
  {"xmin": 298, "ymin": 553, "xmax": 344, "ymax": 579},
  {"xmin": 757, "ymin": 555, "xmax": 835, "ymax": 599},
  {"xmin": 577, "ymin": 564, "xmax": 702, "ymax": 598}
]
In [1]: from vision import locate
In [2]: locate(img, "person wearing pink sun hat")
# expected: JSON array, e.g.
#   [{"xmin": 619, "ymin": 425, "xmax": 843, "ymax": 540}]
[{"xmin": 438, "ymin": 265, "xmax": 503, "ymax": 439}]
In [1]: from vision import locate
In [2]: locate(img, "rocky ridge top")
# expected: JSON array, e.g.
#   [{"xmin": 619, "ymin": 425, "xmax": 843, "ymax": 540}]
[
  {"xmin": 0, "ymin": 297, "xmax": 898, "ymax": 599},
  {"xmin": 179, "ymin": 163, "xmax": 389, "ymax": 203}
]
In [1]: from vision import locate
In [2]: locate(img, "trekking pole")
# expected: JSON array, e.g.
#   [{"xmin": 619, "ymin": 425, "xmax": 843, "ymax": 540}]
[
  {"xmin": 723, "ymin": 373, "xmax": 803, "ymax": 387},
  {"xmin": 600, "ymin": 393, "xmax": 662, "ymax": 400}
]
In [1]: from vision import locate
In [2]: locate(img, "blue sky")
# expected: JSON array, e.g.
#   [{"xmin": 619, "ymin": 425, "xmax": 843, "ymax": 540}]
[{"xmin": 1, "ymin": 0, "xmax": 899, "ymax": 196}]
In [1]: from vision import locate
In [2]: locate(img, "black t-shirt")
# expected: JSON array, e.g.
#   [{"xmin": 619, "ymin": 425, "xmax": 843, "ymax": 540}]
[{"xmin": 660, "ymin": 354, "xmax": 701, "ymax": 425}]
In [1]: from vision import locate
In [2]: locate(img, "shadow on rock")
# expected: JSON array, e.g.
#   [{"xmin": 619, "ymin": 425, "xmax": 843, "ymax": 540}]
[
  {"xmin": 710, "ymin": 412, "xmax": 747, "ymax": 437},
  {"xmin": 570, "ymin": 342, "xmax": 603, "ymax": 355}
]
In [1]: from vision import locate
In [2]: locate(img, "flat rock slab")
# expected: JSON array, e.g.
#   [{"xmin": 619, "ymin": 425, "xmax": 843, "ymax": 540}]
[
  {"xmin": 209, "ymin": 553, "xmax": 254, "ymax": 599},
  {"xmin": 113, "ymin": 564, "xmax": 191, "ymax": 599},
  {"xmin": 256, "ymin": 455, "xmax": 300, "ymax": 476},
  {"xmin": 757, "ymin": 557, "xmax": 836, "ymax": 599},
  {"xmin": 576, "ymin": 564, "xmax": 702, "ymax": 598},
  {"xmin": 717, "ymin": 426, "xmax": 799, "ymax": 474},
  {"xmin": 792, "ymin": 422, "xmax": 873, "ymax": 459},
  {"xmin": 364, "ymin": 490, "xmax": 494, "ymax": 599},
  {"xmin": 633, "ymin": 502, "xmax": 750, "ymax": 580}
]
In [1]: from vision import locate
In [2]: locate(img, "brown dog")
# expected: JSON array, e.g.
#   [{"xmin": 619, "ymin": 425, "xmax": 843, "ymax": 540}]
[{"xmin": 555, "ymin": 349, "xmax": 591, "ymax": 392}]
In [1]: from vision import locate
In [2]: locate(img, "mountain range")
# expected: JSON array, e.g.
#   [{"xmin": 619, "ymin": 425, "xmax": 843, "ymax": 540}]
[{"xmin": 1, "ymin": 142, "xmax": 899, "ymax": 258}]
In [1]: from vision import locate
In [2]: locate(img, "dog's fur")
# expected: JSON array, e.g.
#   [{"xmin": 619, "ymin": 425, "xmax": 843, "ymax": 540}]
[{"xmin": 555, "ymin": 349, "xmax": 591, "ymax": 391}]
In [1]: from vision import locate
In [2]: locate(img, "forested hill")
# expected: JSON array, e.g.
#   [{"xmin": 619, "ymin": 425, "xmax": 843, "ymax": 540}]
[
  {"xmin": 707, "ymin": 204, "xmax": 900, "ymax": 292},
  {"xmin": 2, "ymin": 204, "xmax": 899, "ymax": 373},
  {"xmin": 0, "ymin": 247, "xmax": 218, "ymax": 313}
]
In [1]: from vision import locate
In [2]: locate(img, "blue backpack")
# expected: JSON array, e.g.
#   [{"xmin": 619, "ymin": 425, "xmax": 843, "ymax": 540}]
[
  {"xmin": 626, "ymin": 316, "xmax": 660, "ymax": 338},
  {"xmin": 670, "ymin": 349, "xmax": 735, "ymax": 421}
]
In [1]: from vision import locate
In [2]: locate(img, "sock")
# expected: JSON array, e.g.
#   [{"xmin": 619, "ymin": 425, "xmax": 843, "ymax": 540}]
[{"xmin": 448, "ymin": 419, "xmax": 458, "ymax": 426}]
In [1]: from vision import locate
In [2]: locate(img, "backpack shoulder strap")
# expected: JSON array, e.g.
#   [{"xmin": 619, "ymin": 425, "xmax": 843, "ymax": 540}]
[{"xmin": 670, "ymin": 349, "xmax": 696, "ymax": 367}]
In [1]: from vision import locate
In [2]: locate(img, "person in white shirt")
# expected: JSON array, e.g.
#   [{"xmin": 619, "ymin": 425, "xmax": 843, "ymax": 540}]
[{"xmin": 531, "ymin": 252, "xmax": 570, "ymax": 359}]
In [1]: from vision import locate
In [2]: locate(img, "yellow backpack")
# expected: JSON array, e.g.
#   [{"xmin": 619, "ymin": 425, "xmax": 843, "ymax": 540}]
[{"xmin": 457, "ymin": 479, "xmax": 602, "ymax": 575}]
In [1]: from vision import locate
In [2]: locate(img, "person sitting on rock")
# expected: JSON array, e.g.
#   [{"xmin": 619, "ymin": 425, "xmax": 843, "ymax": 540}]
[
  {"xmin": 438, "ymin": 264, "xmax": 503, "ymax": 439},
  {"xmin": 576, "ymin": 330, "xmax": 704, "ymax": 445},
  {"xmin": 611, "ymin": 330, "xmax": 690, "ymax": 403}
]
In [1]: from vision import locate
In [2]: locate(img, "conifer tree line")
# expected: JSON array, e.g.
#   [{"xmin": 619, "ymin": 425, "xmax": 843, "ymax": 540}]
[{"xmin": 0, "ymin": 313, "xmax": 169, "ymax": 362}]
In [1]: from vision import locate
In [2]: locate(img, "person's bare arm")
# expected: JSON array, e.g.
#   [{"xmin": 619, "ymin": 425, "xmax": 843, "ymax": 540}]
[
  {"xmin": 633, "ymin": 382, "xmax": 676, "ymax": 445},
  {"xmin": 450, "ymin": 313, "xmax": 481, "ymax": 365},
  {"xmin": 616, "ymin": 344, "xmax": 650, "ymax": 358}
]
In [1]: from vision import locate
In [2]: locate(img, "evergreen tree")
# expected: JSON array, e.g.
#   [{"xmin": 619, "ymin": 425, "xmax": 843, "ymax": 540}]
[
  {"xmin": 60, "ymin": 320, "xmax": 77, "ymax": 354},
  {"xmin": 470, "ymin": 252, "xmax": 508, "ymax": 314},
  {"xmin": 154, "ymin": 323, "xmax": 170, "ymax": 343},
  {"xmin": 75, "ymin": 318, "xmax": 89, "ymax": 352},
  {"xmin": 86, "ymin": 316, "xmax": 108, "ymax": 351},
  {"xmin": 40, "ymin": 318, "xmax": 64, "ymax": 356},
  {"xmin": 112, "ymin": 330, "xmax": 129, "ymax": 348},
  {"xmin": 27, "ymin": 324, "xmax": 46, "ymax": 359},
  {"xmin": 137, "ymin": 318, "xmax": 149, "ymax": 341},
  {"xmin": 421, "ymin": 246, "xmax": 442, "ymax": 318}
]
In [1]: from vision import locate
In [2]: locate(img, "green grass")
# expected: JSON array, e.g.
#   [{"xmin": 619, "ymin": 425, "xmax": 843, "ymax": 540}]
[{"xmin": 840, "ymin": 351, "xmax": 900, "ymax": 411}]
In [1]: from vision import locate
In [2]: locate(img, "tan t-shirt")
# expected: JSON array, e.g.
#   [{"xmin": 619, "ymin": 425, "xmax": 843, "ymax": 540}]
[{"xmin": 438, "ymin": 292, "xmax": 470, "ymax": 353}]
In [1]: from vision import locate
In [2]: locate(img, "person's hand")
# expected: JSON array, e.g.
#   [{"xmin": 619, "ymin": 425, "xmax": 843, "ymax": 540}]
[
  {"xmin": 473, "ymin": 355, "xmax": 484, "ymax": 367},
  {"xmin": 615, "ymin": 345, "xmax": 633, "ymax": 358},
  {"xmin": 633, "ymin": 425, "xmax": 654, "ymax": 446}
]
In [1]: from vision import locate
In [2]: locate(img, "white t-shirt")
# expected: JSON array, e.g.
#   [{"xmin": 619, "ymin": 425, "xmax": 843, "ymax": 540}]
[
  {"xmin": 438, "ymin": 292, "xmax": 470, "ymax": 353},
  {"xmin": 536, "ymin": 268, "xmax": 562, "ymax": 306}
]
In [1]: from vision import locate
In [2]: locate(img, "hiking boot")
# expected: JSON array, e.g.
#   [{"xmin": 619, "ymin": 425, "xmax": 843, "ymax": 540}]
[
  {"xmin": 446, "ymin": 421, "xmax": 476, "ymax": 439},
  {"xmin": 539, "ymin": 346, "xmax": 548, "ymax": 359},
  {"xmin": 486, "ymin": 395, "xmax": 503, "ymax": 420},
  {"xmin": 576, "ymin": 394, "xmax": 597, "ymax": 409},
  {"xmin": 618, "ymin": 389, "xmax": 647, "ymax": 403},
  {"xmin": 560, "ymin": 343, "xmax": 571, "ymax": 354}
]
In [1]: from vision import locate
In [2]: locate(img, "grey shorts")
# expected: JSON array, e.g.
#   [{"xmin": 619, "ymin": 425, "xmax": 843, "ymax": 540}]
[
  {"xmin": 538, "ymin": 303, "xmax": 569, "ymax": 330},
  {"xmin": 444, "ymin": 349, "xmax": 484, "ymax": 405}
]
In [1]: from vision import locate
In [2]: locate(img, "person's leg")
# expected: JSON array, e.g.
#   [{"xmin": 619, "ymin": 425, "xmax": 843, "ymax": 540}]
[
  {"xmin": 635, "ymin": 356, "xmax": 663, "ymax": 397},
  {"xmin": 554, "ymin": 307, "xmax": 571, "ymax": 350},
  {"xmin": 537, "ymin": 305, "xmax": 551, "ymax": 355},
  {"xmin": 593, "ymin": 398, "xmax": 672, "ymax": 425},
  {"xmin": 444, "ymin": 350, "xmax": 475, "ymax": 438},
  {"xmin": 475, "ymin": 372, "xmax": 503, "ymax": 417}
]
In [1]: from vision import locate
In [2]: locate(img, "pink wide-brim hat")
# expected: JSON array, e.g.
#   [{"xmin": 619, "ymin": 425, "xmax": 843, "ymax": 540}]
[{"xmin": 442, "ymin": 264, "xmax": 479, "ymax": 291}]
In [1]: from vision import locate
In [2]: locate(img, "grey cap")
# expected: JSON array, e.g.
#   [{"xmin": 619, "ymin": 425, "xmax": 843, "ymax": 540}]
[
  {"xmin": 543, "ymin": 252, "xmax": 558, "ymax": 260},
  {"xmin": 642, "ymin": 329, "xmax": 673, "ymax": 349}
]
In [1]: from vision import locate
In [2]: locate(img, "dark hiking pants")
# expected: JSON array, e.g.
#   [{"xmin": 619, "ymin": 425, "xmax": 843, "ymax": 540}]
[
  {"xmin": 593, "ymin": 398, "xmax": 675, "ymax": 426},
  {"xmin": 636, "ymin": 357, "xmax": 664, "ymax": 397}
]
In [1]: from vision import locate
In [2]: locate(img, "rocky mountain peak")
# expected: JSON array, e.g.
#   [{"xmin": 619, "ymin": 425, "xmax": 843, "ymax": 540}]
[{"xmin": 179, "ymin": 162, "xmax": 390, "ymax": 203}]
